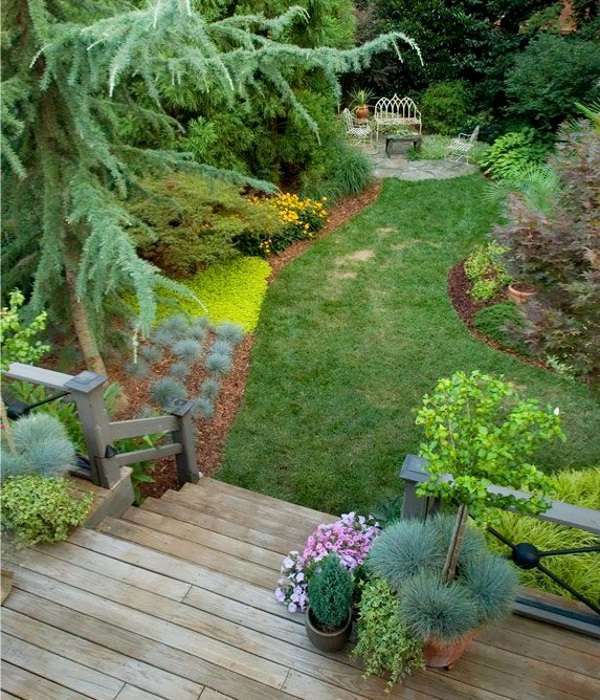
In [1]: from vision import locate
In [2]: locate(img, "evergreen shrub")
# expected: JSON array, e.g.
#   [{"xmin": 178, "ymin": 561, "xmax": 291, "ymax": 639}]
[
  {"xmin": 307, "ymin": 553, "xmax": 353, "ymax": 630},
  {"xmin": 473, "ymin": 303, "xmax": 527, "ymax": 354},
  {"xmin": 420, "ymin": 81, "xmax": 472, "ymax": 136}
]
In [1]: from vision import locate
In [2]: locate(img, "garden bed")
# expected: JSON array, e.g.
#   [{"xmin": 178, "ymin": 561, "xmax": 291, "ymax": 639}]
[
  {"xmin": 447, "ymin": 259, "xmax": 547, "ymax": 371},
  {"xmin": 110, "ymin": 181, "xmax": 381, "ymax": 499}
]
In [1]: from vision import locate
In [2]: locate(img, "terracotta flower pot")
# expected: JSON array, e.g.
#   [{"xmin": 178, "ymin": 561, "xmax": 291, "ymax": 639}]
[
  {"xmin": 305, "ymin": 606, "xmax": 352, "ymax": 653},
  {"xmin": 355, "ymin": 105, "xmax": 369, "ymax": 120},
  {"xmin": 507, "ymin": 282, "xmax": 536, "ymax": 305},
  {"xmin": 423, "ymin": 630, "xmax": 477, "ymax": 669}
]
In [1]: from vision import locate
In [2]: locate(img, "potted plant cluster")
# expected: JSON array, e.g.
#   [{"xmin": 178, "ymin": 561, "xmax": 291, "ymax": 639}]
[
  {"xmin": 352, "ymin": 370, "xmax": 564, "ymax": 685},
  {"xmin": 305, "ymin": 553, "xmax": 354, "ymax": 652},
  {"xmin": 350, "ymin": 88, "xmax": 374, "ymax": 121}
]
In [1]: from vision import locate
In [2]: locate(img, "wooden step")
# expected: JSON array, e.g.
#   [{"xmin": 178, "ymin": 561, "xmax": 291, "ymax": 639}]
[
  {"xmin": 121, "ymin": 506, "xmax": 282, "ymax": 571},
  {"xmin": 161, "ymin": 490, "xmax": 316, "ymax": 549},
  {"xmin": 141, "ymin": 497, "xmax": 292, "ymax": 555},
  {"xmin": 97, "ymin": 517, "xmax": 276, "ymax": 589}
]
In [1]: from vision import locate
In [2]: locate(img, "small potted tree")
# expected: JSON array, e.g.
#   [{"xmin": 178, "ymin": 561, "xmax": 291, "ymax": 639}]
[
  {"xmin": 413, "ymin": 370, "xmax": 564, "ymax": 666},
  {"xmin": 305, "ymin": 553, "xmax": 354, "ymax": 652},
  {"xmin": 350, "ymin": 88, "xmax": 374, "ymax": 121}
]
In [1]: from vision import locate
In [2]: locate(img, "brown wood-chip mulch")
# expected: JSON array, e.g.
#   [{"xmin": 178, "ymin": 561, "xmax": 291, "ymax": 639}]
[{"xmin": 109, "ymin": 182, "xmax": 382, "ymax": 499}]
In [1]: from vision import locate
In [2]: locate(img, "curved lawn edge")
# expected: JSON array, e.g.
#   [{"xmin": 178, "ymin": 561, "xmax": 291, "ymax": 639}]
[
  {"xmin": 199, "ymin": 182, "xmax": 382, "ymax": 475},
  {"xmin": 218, "ymin": 175, "xmax": 600, "ymax": 515}
]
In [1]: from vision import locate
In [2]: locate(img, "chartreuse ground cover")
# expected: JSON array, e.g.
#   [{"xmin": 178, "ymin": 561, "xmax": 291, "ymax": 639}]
[
  {"xmin": 219, "ymin": 175, "xmax": 600, "ymax": 515},
  {"xmin": 156, "ymin": 256, "xmax": 270, "ymax": 332}
]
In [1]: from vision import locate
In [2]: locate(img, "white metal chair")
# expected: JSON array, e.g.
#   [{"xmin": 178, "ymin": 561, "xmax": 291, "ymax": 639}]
[
  {"xmin": 342, "ymin": 108, "xmax": 374, "ymax": 149},
  {"xmin": 374, "ymin": 95, "xmax": 422, "ymax": 142},
  {"xmin": 447, "ymin": 125, "xmax": 480, "ymax": 162}
]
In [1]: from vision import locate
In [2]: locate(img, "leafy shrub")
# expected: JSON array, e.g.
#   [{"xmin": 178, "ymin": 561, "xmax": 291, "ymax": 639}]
[
  {"xmin": 488, "ymin": 468, "xmax": 600, "ymax": 603},
  {"xmin": 353, "ymin": 578, "xmax": 424, "ymax": 688},
  {"xmin": 129, "ymin": 174, "xmax": 283, "ymax": 277},
  {"xmin": 307, "ymin": 553, "xmax": 353, "ymax": 629},
  {"xmin": 0, "ymin": 475, "xmax": 92, "ymax": 547},
  {"xmin": 493, "ymin": 119, "xmax": 600, "ymax": 381},
  {"xmin": 0, "ymin": 289, "xmax": 49, "ymax": 371},
  {"xmin": 420, "ymin": 81, "xmax": 472, "ymax": 136},
  {"xmin": 464, "ymin": 242, "xmax": 511, "ymax": 301},
  {"xmin": 156, "ymin": 257, "xmax": 270, "ymax": 332},
  {"xmin": 505, "ymin": 34, "xmax": 600, "ymax": 132},
  {"xmin": 480, "ymin": 129, "xmax": 549, "ymax": 180},
  {"xmin": 1, "ymin": 413, "xmax": 75, "ymax": 478},
  {"xmin": 473, "ymin": 303, "xmax": 527, "ymax": 354}
]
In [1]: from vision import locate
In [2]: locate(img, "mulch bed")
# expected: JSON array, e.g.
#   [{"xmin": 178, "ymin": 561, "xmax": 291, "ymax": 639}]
[
  {"xmin": 110, "ymin": 181, "xmax": 382, "ymax": 499},
  {"xmin": 448, "ymin": 260, "xmax": 548, "ymax": 371}
]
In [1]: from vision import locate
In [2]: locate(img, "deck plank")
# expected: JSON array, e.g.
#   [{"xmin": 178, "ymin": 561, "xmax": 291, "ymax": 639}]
[
  {"xmin": 97, "ymin": 517, "xmax": 276, "ymax": 589},
  {"xmin": 115, "ymin": 686, "xmax": 166, "ymax": 700},
  {"xmin": 1, "ymin": 634, "xmax": 124, "ymax": 700},
  {"xmin": 2, "ymin": 608, "xmax": 202, "ymax": 700},
  {"xmin": 5, "ymin": 590, "xmax": 292, "ymax": 700},
  {"xmin": 1, "ymin": 661, "xmax": 90, "ymax": 700},
  {"xmin": 142, "ymin": 497, "xmax": 292, "ymax": 554},
  {"xmin": 120, "ymin": 507, "xmax": 282, "ymax": 570}
]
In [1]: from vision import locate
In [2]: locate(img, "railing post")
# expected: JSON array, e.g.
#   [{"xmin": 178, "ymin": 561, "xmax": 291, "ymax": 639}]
[
  {"xmin": 63, "ymin": 371, "xmax": 122, "ymax": 488},
  {"xmin": 168, "ymin": 399, "xmax": 201, "ymax": 485},
  {"xmin": 399, "ymin": 454, "xmax": 440, "ymax": 520}
]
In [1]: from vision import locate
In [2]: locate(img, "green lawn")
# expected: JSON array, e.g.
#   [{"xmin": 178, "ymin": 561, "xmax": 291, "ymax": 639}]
[{"xmin": 218, "ymin": 176, "xmax": 600, "ymax": 515}]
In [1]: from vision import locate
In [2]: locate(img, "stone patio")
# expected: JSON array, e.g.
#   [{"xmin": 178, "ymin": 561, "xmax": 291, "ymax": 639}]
[{"xmin": 360, "ymin": 144, "xmax": 477, "ymax": 181}]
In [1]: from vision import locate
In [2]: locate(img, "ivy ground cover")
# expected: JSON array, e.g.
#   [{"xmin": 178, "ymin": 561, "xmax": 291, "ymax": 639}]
[{"xmin": 219, "ymin": 175, "xmax": 600, "ymax": 515}]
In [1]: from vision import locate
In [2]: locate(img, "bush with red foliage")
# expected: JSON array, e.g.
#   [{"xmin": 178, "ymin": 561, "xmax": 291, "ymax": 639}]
[{"xmin": 493, "ymin": 118, "xmax": 600, "ymax": 382}]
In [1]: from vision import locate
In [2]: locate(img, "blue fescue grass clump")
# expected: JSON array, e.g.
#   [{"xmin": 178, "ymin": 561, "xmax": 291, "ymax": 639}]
[
  {"xmin": 160, "ymin": 314, "xmax": 190, "ymax": 338},
  {"xmin": 193, "ymin": 397, "xmax": 214, "ymax": 419},
  {"xmin": 125, "ymin": 358, "xmax": 149, "ymax": 377},
  {"xmin": 172, "ymin": 338, "xmax": 201, "ymax": 363},
  {"xmin": 367, "ymin": 519, "xmax": 442, "ymax": 590},
  {"xmin": 200, "ymin": 378, "xmax": 220, "ymax": 399},
  {"xmin": 189, "ymin": 317, "xmax": 209, "ymax": 340},
  {"xmin": 367, "ymin": 515, "xmax": 486, "ymax": 592},
  {"xmin": 400, "ymin": 572, "xmax": 479, "ymax": 643},
  {"xmin": 140, "ymin": 344, "xmax": 163, "ymax": 364},
  {"xmin": 150, "ymin": 327, "xmax": 178, "ymax": 347},
  {"xmin": 461, "ymin": 554, "xmax": 518, "ymax": 625},
  {"xmin": 149, "ymin": 377, "xmax": 187, "ymax": 409},
  {"xmin": 2, "ymin": 413, "xmax": 75, "ymax": 478},
  {"xmin": 206, "ymin": 352, "xmax": 232, "ymax": 375},
  {"xmin": 169, "ymin": 361, "xmax": 190, "ymax": 380},
  {"xmin": 215, "ymin": 322, "xmax": 244, "ymax": 346},
  {"xmin": 211, "ymin": 339, "xmax": 233, "ymax": 356}
]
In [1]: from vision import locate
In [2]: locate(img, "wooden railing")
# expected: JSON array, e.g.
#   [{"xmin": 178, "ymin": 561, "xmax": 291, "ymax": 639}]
[
  {"xmin": 399, "ymin": 454, "xmax": 600, "ymax": 638},
  {"xmin": 4, "ymin": 363, "xmax": 200, "ymax": 489}
]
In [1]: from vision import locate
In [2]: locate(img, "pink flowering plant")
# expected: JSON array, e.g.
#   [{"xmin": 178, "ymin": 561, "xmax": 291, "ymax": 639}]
[{"xmin": 275, "ymin": 512, "xmax": 380, "ymax": 613}]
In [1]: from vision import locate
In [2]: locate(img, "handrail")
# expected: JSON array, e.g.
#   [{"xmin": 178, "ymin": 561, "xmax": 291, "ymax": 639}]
[
  {"xmin": 399, "ymin": 454, "xmax": 600, "ymax": 638},
  {"xmin": 4, "ymin": 363, "xmax": 200, "ymax": 489}
]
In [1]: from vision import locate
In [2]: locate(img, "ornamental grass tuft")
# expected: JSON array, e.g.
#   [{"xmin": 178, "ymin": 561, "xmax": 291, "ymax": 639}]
[
  {"xmin": 193, "ymin": 396, "xmax": 214, "ymax": 419},
  {"xmin": 140, "ymin": 344, "xmax": 163, "ymax": 364},
  {"xmin": 168, "ymin": 361, "xmax": 190, "ymax": 380},
  {"xmin": 149, "ymin": 377, "xmax": 187, "ymax": 409},
  {"xmin": 215, "ymin": 322, "xmax": 245, "ymax": 346},
  {"xmin": 200, "ymin": 377, "xmax": 220, "ymax": 399},
  {"xmin": 400, "ymin": 572, "xmax": 479, "ymax": 643},
  {"xmin": 172, "ymin": 338, "xmax": 202, "ymax": 363},
  {"xmin": 461, "ymin": 554, "xmax": 518, "ymax": 625},
  {"xmin": 206, "ymin": 352, "xmax": 232, "ymax": 375}
]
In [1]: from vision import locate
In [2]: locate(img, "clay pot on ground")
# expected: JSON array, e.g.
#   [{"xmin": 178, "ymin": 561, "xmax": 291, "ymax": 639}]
[
  {"xmin": 305, "ymin": 606, "xmax": 353, "ymax": 652},
  {"xmin": 423, "ymin": 630, "xmax": 477, "ymax": 670},
  {"xmin": 507, "ymin": 282, "xmax": 536, "ymax": 305},
  {"xmin": 355, "ymin": 105, "xmax": 369, "ymax": 120}
]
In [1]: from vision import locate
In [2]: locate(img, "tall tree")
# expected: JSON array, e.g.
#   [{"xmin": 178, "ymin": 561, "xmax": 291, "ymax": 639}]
[{"xmin": 1, "ymin": 1, "xmax": 417, "ymax": 374}]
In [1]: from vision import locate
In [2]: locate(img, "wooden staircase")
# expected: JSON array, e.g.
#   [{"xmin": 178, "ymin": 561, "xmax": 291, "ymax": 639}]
[{"xmin": 2, "ymin": 478, "xmax": 599, "ymax": 700}]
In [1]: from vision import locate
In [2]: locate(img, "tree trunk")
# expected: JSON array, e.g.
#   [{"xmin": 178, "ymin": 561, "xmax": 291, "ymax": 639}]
[
  {"xmin": 442, "ymin": 504, "xmax": 469, "ymax": 583},
  {"xmin": 65, "ymin": 266, "xmax": 107, "ymax": 376}
]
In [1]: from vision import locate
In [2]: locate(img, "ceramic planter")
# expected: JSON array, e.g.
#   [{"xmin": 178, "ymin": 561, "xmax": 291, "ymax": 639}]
[
  {"xmin": 507, "ymin": 282, "xmax": 536, "ymax": 305},
  {"xmin": 305, "ymin": 606, "xmax": 352, "ymax": 652},
  {"xmin": 423, "ymin": 630, "xmax": 477, "ymax": 669},
  {"xmin": 355, "ymin": 105, "xmax": 369, "ymax": 120}
]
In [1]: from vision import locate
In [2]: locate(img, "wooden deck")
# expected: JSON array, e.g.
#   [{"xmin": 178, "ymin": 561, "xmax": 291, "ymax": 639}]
[{"xmin": 2, "ymin": 477, "xmax": 599, "ymax": 700}]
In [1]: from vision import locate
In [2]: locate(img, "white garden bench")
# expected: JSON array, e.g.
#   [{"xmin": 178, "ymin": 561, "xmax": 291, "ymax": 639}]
[
  {"xmin": 374, "ymin": 95, "xmax": 421, "ymax": 142},
  {"xmin": 447, "ymin": 125, "xmax": 480, "ymax": 162}
]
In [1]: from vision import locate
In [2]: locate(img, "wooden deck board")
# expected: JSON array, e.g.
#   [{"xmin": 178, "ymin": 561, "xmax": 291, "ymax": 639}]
[{"xmin": 2, "ymin": 477, "xmax": 597, "ymax": 700}]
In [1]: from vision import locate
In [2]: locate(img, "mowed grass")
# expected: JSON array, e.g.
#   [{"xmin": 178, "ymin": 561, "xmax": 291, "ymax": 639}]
[{"xmin": 218, "ymin": 176, "xmax": 600, "ymax": 515}]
